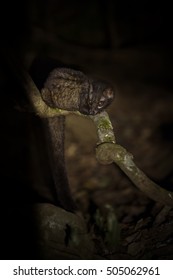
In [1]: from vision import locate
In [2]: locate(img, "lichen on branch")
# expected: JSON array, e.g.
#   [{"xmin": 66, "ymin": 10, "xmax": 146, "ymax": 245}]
[
  {"xmin": 89, "ymin": 111, "xmax": 116, "ymax": 144},
  {"xmin": 91, "ymin": 112, "xmax": 173, "ymax": 207}
]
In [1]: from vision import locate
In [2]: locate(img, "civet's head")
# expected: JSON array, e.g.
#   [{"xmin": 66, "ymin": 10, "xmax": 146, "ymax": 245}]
[{"xmin": 79, "ymin": 79, "xmax": 115, "ymax": 115}]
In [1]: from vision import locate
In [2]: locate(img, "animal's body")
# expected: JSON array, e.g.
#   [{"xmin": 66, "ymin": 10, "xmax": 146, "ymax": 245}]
[{"xmin": 40, "ymin": 68, "xmax": 115, "ymax": 211}]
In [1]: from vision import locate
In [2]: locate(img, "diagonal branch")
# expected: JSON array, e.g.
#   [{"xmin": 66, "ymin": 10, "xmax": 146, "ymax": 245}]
[{"xmin": 91, "ymin": 112, "xmax": 173, "ymax": 207}]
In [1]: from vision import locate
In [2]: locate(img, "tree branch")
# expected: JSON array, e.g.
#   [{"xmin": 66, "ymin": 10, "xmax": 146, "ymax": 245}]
[{"xmin": 91, "ymin": 112, "xmax": 173, "ymax": 207}]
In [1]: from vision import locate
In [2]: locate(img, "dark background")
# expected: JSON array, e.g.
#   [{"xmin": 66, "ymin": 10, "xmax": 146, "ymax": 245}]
[{"xmin": 0, "ymin": 0, "xmax": 173, "ymax": 259}]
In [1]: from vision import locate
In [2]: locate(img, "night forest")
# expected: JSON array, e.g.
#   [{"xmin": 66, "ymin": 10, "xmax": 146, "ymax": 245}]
[{"xmin": 0, "ymin": 1, "xmax": 173, "ymax": 259}]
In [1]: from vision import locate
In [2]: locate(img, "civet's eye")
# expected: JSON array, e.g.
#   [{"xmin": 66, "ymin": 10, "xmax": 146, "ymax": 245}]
[
  {"xmin": 98, "ymin": 99, "xmax": 106, "ymax": 109},
  {"xmin": 98, "ymin": 101, "xmax": 105, "ymax": 108},
  {"xmin": 98, "ymin": 96, "xmax": 106, "ymax": 109}
]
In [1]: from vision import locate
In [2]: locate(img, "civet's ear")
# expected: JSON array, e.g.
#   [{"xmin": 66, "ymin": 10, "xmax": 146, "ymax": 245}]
[{"xmin": 104, "ymin": 87, "xmax": 115, "ymax": 99}]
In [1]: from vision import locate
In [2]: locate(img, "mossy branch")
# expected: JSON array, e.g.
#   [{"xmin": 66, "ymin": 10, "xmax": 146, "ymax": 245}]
[{"xmin": 91, "ymin": 112, "xmax": 173, "ymax": 207}]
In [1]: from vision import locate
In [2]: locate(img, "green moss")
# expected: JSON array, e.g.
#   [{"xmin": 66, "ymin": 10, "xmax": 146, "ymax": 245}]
[
  {"xmin": 98, "ymin": 118, "xmax": 112, "ymax": 130},
  {"xmin": 104, "ymin": 135, "xmax": 114, "ymax": 142}
]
